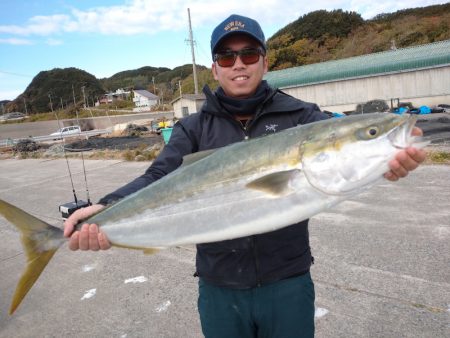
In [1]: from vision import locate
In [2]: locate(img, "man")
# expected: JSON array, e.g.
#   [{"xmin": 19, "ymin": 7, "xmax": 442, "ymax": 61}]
[{"xmin": 64, "ymin": 14, "xmax": 426, "ymax": 338}]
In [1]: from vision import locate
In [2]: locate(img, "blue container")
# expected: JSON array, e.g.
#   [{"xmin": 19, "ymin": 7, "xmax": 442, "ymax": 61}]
[{"xmin": 161, "ymin": 128, "xmax": 173, "ymax": 144}]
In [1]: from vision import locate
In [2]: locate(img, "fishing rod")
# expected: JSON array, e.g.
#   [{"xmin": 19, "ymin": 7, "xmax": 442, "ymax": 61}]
[{"xmin": 53, "ymin": 111, "xmax": 91, "ymax": 220}]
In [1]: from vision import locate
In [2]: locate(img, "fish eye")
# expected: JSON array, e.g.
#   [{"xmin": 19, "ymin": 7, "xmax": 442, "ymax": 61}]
[{"xmin": 367, "ymin": 126, "xmax": 379, "ymax": 138}]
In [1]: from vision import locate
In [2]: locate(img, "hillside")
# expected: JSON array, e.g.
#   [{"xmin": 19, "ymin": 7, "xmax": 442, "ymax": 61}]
[
  {"xmin": 267, "ymin": 3, "xmax": 450, "ymax": 70},
  {"xmin": 6, "ymin": 65, "xmax": 212, "ymax": 114},
  {"xmin": 7, "ymin": 68, "xmax": 105, "ymax": 115},
  {"xmin": 5, "ymin": 3, "xmax": 450, "ymax": 114}
]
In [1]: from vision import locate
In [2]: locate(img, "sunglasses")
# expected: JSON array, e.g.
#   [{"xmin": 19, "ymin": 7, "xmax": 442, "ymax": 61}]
[{"xmin": 214, "ymin": 47, "xmax": 265, "ymax": 67}]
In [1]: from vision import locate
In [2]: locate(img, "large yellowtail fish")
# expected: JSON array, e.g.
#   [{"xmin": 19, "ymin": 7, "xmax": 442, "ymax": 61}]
[{"xmin": 0, "ymin": 113, "xmax": 426, "ymax": 314}]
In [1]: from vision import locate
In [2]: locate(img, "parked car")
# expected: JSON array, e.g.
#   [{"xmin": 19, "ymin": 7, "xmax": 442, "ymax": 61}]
[
  {"xmin": 50, "ymin": 125, "xmax": 82, "ymax": 139},
  {"xmin": 0, "ymin": 112, "xmax": 26, "ymax": 122}
]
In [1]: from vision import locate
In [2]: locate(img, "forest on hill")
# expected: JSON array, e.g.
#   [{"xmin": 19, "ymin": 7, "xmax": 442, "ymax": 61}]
[
  {"xmin": 5, "ymin": 3, "xmax": 450, "ymax": 114},
  {"xmin": 266, "ymin": 4, "xmax": 450, "ymax": 69}
]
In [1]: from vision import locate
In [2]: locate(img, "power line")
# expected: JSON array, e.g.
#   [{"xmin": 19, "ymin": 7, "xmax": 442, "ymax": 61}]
[{"xmin": 0, "ymin": 70, "xmax": 34, "ymax": 78}]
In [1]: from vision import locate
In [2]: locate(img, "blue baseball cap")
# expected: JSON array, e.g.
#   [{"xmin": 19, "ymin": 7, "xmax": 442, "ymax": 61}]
[{"xmin": 210, "ymin": 14, "xmax": 266, "ymax": 58}]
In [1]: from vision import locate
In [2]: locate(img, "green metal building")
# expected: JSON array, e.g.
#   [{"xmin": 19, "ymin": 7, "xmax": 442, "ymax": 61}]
[{"xmin": 264, "ymin": 39, "xmax": 450, "ymax": 112}]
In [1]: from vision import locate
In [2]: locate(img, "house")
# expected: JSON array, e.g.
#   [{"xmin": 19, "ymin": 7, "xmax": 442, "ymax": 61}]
[
  {"xmin": 133, "ymin": 90, "xmax": 159, "ymax": 111},
  {"xmin": 96, "ymin": 88, "xmax": 131, "ymax": 106},
  {"xmin": 171, "ymin": 94, "xmax": 206, "ymax": 118}
]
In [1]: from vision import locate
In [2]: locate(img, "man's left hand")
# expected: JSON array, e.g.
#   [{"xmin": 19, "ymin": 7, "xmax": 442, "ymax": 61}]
[{"xmin": 384, "ymin": 127, "xmax": 426, "ymax": 181}]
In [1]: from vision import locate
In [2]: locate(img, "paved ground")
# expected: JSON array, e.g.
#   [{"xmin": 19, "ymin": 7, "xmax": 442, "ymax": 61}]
[{"xmin": 0, "ymin": 159, "xmax": 448, "ymax": 337}]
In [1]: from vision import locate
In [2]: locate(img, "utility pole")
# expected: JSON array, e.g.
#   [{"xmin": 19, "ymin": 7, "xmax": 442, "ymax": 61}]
[
  {"xmin": 178, "ymin": 80, "xmax": 182, "ymax": 98},
  {"xmin": 72, "ymin": 84, "xmax": 77, "ymax": 106},
  {"xmin": 23, "ymin": 97, "xmax": 28, "ymax": 115},
  {"xmin": 48, "ymin": 93, "xmax": 54, "ymax": 113},
  {"xmin": 81, "ymin": 86, "xmax": 87, "ymax": 109},
  {"xmin": 187, "ymin": 8, "xmax": 199, "ymax": 94},
  {"xmin": 152, "ymin": 77, "xmax": 156, "ymax": 94}
]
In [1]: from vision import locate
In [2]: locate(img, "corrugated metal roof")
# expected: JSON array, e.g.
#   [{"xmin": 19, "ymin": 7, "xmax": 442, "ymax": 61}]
[
  {"xmin": 170, "ymin": 94, "xmax": 206, "ymax": 104},
  {"xmin": 264, "ymin": 39, "xmax": 450, "ymax": 88}
]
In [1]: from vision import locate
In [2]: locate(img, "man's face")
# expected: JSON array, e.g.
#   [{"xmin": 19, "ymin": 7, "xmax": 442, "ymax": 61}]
[{"xmin": 212, "ymin": 34, "xmax": 268, "ymax": 99}]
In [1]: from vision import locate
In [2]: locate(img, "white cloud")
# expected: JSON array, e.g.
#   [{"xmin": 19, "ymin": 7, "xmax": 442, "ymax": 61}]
[
  {"xmin": 45, "ymin": 38, "xmax": 63, "ymax": 46},
  {"xmin": 0, "ymin": 15, "xmax": 70, "ymax": 36},
  {"xmin": 0, "ymin": 0, "xmax": 349, "ymax": 38},
  {"xmin": 0, "ymin": 38, "xmax": 33, "ymax": 45},
  {"xmin": 0, "ymin": 0, "xmax": 446, "ymax": 38}
]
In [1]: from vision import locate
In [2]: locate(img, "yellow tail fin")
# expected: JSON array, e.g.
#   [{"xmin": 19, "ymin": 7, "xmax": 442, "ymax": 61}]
[{"xmin": 0, "ymin": 199, "xmax": 64, "ymax": 314}]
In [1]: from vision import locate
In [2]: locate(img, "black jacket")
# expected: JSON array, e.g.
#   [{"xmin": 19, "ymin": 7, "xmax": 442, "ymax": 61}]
[{"xmin": 99, "ymin": 83, "xmax": 328, "ymax": 288}]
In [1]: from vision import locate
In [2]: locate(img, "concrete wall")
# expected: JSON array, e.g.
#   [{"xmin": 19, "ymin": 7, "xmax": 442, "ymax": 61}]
[{"xmin": 281, "ymin": 66, "xmax": 450, "ymax": 113}]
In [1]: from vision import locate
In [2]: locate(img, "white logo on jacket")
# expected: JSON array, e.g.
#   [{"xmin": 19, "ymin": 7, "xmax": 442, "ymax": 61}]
[{"xmin": 265, "ymin": 124, "xmax": 278, "ymax": 132}]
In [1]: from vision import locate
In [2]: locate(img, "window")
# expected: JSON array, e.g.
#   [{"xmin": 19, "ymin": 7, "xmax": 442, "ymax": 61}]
[{"xmin": 182, "ymin": 106, "xmax": 189, "ymax": 117}]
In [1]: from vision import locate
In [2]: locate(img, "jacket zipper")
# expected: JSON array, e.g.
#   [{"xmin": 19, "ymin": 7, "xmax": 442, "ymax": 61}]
[
  {"xmin": 228, "ymin": 116, "xmax": 250, "ymax": 140},
  {"xmin": 230, "ymin": 117, "xmax": 262, "ymax": 285},
  {"xmin": 252, "ymin": 236, "xmax": 262, "ymax": 287}
]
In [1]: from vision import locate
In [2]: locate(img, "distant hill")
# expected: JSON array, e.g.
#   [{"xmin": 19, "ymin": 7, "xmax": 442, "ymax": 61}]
[
  {"xmin": 100, "ymin": 66, "xmax": 171, "ymax": 91},
  {"xmin": 267, "ymin": 3, "xmax": 450, "ymax": 69},
  {"xmin": 6, "ymin": 65, "xmax": 211, "ymax": 114},
  {"xmin": 99, "ymin": 64, "xmax": 212, "ymax": 98},
  {"xmin": 7, "ymin": 68, "xmax": 104, "ymax": 114},
  {"xmin": 0, "ymin": 100, "xmax": 10, "ymax": 113},
  {"xmin": 5, "ymin": 3, "xmax": 450, "ymax": 114}
]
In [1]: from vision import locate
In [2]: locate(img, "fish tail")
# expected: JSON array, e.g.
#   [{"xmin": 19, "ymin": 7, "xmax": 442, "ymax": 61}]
[{"xmin": 0, "ymin": 199, "xmax": 64, "ymax": 315}]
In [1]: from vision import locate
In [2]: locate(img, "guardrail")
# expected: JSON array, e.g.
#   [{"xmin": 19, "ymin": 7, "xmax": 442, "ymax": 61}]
[{"xmin": 0, "ymin": 129, "xmax": 112, "ymax": 148}]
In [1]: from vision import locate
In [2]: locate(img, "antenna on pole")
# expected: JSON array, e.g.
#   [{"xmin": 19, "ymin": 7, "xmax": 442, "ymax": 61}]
[{"xmin": 187, "ymin": 8, "xmax": 199, "ymax": 94}]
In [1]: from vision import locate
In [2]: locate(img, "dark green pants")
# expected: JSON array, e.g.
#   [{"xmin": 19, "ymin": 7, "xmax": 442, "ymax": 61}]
[{"xmin": 198, "ymin": 272, "xmax": 315, "ymax": 338}]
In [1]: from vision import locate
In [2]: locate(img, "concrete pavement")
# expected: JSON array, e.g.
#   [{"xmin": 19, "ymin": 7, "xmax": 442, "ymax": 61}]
[{"xmin": 0, "ymin": 159, "xmax": 448, "ymax": 337}]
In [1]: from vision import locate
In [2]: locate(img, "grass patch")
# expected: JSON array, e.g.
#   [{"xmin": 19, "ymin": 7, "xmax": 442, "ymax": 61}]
[
  {"xmin": 425, "ymin": 150, "xmax": 450, "ymax": 164},
  {"xmin": 121, "ymin": 143, "xmax": 161, "ymax": 161}
]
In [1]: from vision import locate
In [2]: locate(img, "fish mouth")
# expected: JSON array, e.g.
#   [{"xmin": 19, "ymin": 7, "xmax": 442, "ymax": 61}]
[{"xmin": 388, "ymin": 114, "xmax": 418, "ymax": 148}]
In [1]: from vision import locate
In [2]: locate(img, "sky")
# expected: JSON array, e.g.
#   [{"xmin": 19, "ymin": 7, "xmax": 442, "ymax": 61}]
[{"xmin": 0, "ymin": 0, "xmax": 447, "ymax": 102}]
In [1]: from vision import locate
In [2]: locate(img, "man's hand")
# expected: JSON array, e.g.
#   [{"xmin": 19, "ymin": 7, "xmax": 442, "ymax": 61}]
[
  {"xmin": 385, "ymin": 127, "xmax": 426, "ymax": 181},
  {"xmin": 63, "ymin": 204, "xmax": 111, "ymax": 251}
]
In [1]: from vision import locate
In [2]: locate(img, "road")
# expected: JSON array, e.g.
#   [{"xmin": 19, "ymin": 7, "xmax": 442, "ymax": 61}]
[
  {"xmin": 0, "ymin": 111, "xmax": 174, "ymax": 141},
  {"xmin": 0, "ymin": 159, "xmax": 449, "ymax": 337}
]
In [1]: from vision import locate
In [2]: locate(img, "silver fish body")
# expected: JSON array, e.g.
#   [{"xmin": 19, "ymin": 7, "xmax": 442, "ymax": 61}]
[
  {"xmin": 89, "ymin": 112, "xmax": 420, "ymax": 248},
  {"xmin": 0, "ymin": 112, "xmax": 424, "ymax": 314}
]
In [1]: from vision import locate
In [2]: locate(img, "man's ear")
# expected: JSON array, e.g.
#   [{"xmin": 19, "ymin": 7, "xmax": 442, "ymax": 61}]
[{"xmin": 212, "ymin": 63, "xmax": 219, "ymax": 80}]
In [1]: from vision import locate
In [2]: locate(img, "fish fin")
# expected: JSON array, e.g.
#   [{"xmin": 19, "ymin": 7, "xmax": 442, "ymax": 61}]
[
  {"xmin": 181, "ymin": 149, "xmax": 217, "ymax": 167},
  {"xmin": 111, "ymin": 242, "xmax": 160, "ymax": 255},
  {"xmin": 0, "ymin": 199, "xmax": 64, "ymax": 315},
  {"xmin": 142, "ymin": 248, "xmax": 160, "ymax": 255},
  {"xmin": 246, "ymin": 169, "xmax": 300, "ymax": 196}
]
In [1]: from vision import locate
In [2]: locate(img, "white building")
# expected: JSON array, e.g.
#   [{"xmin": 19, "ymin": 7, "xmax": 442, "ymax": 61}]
[
  {"xmin": 133, "ymin": 90, "xmax": 159, "ymax": 111},
  {"xmin": 171, "ymin": 94, "xmax": 206, "ymax": 119}
]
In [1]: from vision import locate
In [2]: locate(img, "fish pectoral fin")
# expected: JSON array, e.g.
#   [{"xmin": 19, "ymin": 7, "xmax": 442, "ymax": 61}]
[{"xmin": 246, "ymin": 169, "xmax": 300, "ymax": 196}]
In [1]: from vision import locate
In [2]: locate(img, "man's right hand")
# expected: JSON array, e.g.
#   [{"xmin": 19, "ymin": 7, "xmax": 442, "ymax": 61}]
[{"xmin": 63, "ymin": 204, "xmax": 111, "ymax": 251}]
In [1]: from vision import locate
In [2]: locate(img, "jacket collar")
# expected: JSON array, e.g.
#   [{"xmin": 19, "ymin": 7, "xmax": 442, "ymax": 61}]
[{"xmin": 201, "ymin": 81, "xmax": 280, "ymax": 119}]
